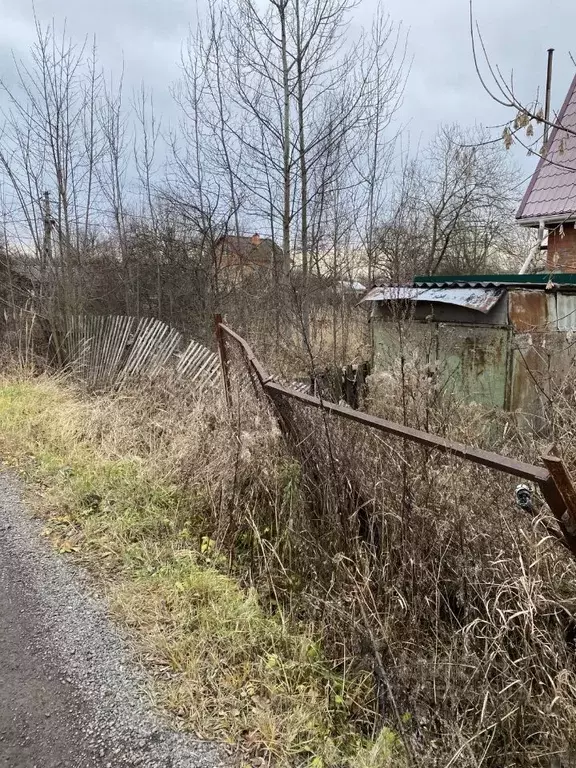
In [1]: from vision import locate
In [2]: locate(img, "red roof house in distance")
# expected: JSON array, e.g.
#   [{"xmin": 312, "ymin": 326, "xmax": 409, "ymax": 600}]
[
  {"xmin": 217, "ymin": 233, "xmax": 283, "ymax": 272},
  {"xmin": 517, "ymin": 74, "xmax": 576, "ymax": 272}
]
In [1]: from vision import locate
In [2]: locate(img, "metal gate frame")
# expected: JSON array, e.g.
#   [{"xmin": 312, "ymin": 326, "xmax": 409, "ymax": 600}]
[{"xmin": 215, "ymin": 316, "xmax": 576, "ymax": 558}]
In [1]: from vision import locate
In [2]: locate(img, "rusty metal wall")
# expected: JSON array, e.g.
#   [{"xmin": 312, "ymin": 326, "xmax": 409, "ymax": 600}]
[
  {"xmin": 508, "ymin": 290, "xmax": 576, "ymax": 333},
  {"xmin": 506, "ymin": 291, "xmax": 576, "ymax": 423},
  {"xmin": 508, "ymin": 291, "xmax": 551, "ymax": 333},
  {"xmin": 507, "ymin": 291, "xmax": 554, "ymax": 424},
  {"xmin": 371, "ymin": 289, "xmax": 576, "ymax": 419},
  {"xmin": 509, "ymin": 335, "xmax": 549, "ymax": 422}
]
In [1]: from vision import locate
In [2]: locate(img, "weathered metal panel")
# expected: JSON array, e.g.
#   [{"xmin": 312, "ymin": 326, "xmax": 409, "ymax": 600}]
[
  {"xmin": 543, "ymin": 329, "xmax": 576, "ymax": 385},
  {"xmin": 435, "ymin": 325, "xmax": 509, "ymax": 408},
  {"xmin": 372, "ymin": 318, "xmax": 509, "ymax": 408},
  {"xmin": 556, "ymin": 292, "xmax": 576, "ymax": 331},
  {"xmin": 411, "ymin": 303, "xmax": 501, "ymax": 324},
  {"xmin": 363, "ymin": 286, "xmax": 421, "ymax": 302},
  {"xmin": 509, "ymin": 333, "xmax": 550, "ymax": 427},
  {"xmin": 508, "ymin": 290, "xmax": 550, "ymax": 332},
  {"xmin": 421, "ymin": 287, "xmax": 503, "ymax": 313},
  {"xmin": 372, "ymin": 319, "xmax": 437, "ymax": 373},
  {"xmin": 363, "ymin": 286, "xmax": 503, "ymax": 313},
  {"xmin": 374, "ymin": 297, "xmax": 508, "ymax": 325},
  {"xmin": 548, "ymin": 293, "xmax": 558, "ymax": 329}
]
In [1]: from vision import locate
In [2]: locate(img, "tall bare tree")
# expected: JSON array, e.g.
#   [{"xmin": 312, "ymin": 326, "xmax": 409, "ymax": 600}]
[
  {"xmin": 0, "ymin": 18, "xmax": 106, "ymax": 320},
  {"xmin": 374, "ymin": 125, "xmax": 525, "ymax": 280}
]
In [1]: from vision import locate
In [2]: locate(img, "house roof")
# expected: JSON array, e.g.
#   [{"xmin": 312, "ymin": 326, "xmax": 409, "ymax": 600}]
[
  {"xmin": 219, "ymin": 234, "xmax": 282, "ymax": 261},
  {"xmin": 516, "ymin": 74, "xmax": 576, "ymax": 223}
]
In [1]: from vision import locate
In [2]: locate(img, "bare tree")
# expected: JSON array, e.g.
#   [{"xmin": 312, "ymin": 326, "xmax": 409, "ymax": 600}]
[
  {"xmin": 0, "ymin": 18, "xmax": 107, "ymax": 322},
  {"xmin": 469, "ymin": 5, "xmax": 576, "ymax": 165},
  {"xmin": 97, "ymin": 70, "xmax": 134, "ymax": 312},
  {"xmin": 218, "ymin": 0, "xmax": 406, "ymax": 341},
  {"xmin": 374, "ymin": 125, "xmax": 524, "ymax": 280},
  {"xmin": 0, "ymin": 5, "xmax": 407, "ymax": 363}
]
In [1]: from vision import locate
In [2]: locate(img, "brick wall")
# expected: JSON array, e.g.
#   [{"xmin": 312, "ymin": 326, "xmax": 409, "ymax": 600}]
[{"xmin": 547, "ymin": 225, "xmax": 576, "ymax": 272}]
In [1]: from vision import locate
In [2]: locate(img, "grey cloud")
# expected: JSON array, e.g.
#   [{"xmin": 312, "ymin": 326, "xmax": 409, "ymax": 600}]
[{"xmin": 1, "ymin": 0, "xmax": 575, "ymax": 174}]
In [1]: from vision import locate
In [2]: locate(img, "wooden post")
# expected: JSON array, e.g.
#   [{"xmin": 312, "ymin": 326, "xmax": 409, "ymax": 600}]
[
  {"xmin": 538, "ymin": 475, "xmax": 576, "ymax": 557},
  {"xmin": 214, "ymin": 313, "xmax": 232, "ymax": 409},
  {"xmin": 344, "ymin": 364, "xmax": 355, "ymax": 408}
]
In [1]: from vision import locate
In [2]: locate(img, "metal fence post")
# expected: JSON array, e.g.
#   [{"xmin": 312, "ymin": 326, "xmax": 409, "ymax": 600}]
[
  {"xmin": 541, "ymin": 448, "xmax": 576, "ymax": 536},
  {"xmin": 214, "ymin": 313, "xmax": 232, "ymax": 409}
]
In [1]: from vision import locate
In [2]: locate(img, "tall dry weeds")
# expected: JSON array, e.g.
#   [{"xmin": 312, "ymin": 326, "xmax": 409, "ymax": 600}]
[
  {"xmin": 207, "ymin": 335, "xmax": 576, "ymax": 767},
  {"xmin": 4, "ymin": 340, "xmax": 576, "ymax": 766}
]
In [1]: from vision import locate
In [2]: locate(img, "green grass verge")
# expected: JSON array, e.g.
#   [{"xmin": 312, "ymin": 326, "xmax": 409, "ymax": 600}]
[{"xmin": 0, "ymin": 378, "xmax": 404, "ymax": 768}]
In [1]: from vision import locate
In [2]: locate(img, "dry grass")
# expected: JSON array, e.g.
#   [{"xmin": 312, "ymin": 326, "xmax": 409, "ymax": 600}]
[
  {"xmin": 222, "ymin": 330, "xmax": 576, "ymax": 767},
  {"xmin": 233, "ymin": 303, "xmax": 370, "ymax": 378},
  {"xmin": 2, "ymin": 353, "xmax": 576, "ymax": 767},
  {"xmin": 0, "ymin": 374, "xmax": 396, "ymax": 768}
]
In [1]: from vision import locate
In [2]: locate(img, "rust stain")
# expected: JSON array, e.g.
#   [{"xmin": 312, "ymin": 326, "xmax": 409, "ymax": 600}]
[
  {"xmin": 462, "ymin": 336, "xmax": 488, "ymax": 374},
  {"xmin": 508, "ymin": 291, "xmax": 548, "ymax": 333},
  {"xmin": 510, "ymin": 338, "xmax": 548, "ymax": 412}
]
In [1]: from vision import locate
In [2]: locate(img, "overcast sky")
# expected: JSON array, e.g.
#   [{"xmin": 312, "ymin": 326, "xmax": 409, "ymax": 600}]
[{"xmin": 1, "ymin": 0, "xmax": 575, "ymax": 188}]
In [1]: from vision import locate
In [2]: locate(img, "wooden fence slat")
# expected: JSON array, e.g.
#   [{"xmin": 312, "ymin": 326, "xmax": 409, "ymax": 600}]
[
  {"xmin": 109, "ymin": 316, "xmax": 134, "ymax": 381},
  {"xmin": 177, "ymin": 341, "xmax": 202, "ymax": 376},
  {"xmin": 61, "ymin": 313, "xmax": 219, "ymax": 392}
]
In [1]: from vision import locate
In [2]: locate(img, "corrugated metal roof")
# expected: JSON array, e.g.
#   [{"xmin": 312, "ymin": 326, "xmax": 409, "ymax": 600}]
[
  {"xmin": 413, "ymin": 273, "xmax": 576, "ymax": 289},
  {"xmin": 361, "ymin": 286, "xmax": 503, "ymax": 313},
  {"xmin": 516, "ymin": 74, "xmax": 576, "ymax": 222},
  {"xmin": 362, "ymin": 287, "xmax": 421, "ymax": 301}
]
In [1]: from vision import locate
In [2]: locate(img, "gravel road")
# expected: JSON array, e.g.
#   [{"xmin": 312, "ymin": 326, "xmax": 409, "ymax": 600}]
[{"xmin": 0, "ymin": 470, "xmax": 230, "ymax": 768}]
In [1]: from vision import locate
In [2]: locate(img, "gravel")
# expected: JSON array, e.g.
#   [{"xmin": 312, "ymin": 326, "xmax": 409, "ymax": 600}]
[{"xmin": 0, "ymin": 469, "xmax": 231, "ymax": 768}]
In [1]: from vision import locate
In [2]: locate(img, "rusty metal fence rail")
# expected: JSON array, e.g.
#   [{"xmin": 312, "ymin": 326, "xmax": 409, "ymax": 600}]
[{"xmin": 215, "ymin": 315, "xmax": 576, "ymax": 558}]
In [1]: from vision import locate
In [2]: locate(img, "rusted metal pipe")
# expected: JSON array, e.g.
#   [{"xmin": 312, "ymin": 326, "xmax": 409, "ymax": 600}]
[
  {"xmin": 214, "ymin": 314, "xmax": 232, "ymax": 408},
  {"xmin": 266, "ymin": 380, "xmax": 550, "ymax": 482}
]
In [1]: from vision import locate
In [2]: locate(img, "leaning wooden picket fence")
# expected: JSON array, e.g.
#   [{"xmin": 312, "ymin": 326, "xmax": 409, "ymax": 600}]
[
  {"xmin": 62, "ymin": 314, "xmax": 220, "ymax": 391},
  {"xmin": 215, "ymin": 316, "xmax": 576, "ymax": 561}
]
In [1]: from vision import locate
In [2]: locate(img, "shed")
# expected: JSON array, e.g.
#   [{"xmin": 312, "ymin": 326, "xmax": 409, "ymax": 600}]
[{"xmin": 362, "ymin": 273, "xmax": 576, "ymax": 423}]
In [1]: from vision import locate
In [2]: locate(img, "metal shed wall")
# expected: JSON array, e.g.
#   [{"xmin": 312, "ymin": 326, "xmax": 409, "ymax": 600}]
[
  {"xmin": 372, "ymin": 319, "xmax": 509, "ymax": 408},
  {"xmin": 370, "ymin": 287, "xmax": 576, "ymax": 420},
  {"xmin": 435, "ymin": 325, "xmax": 510, "ymax": 408}
]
